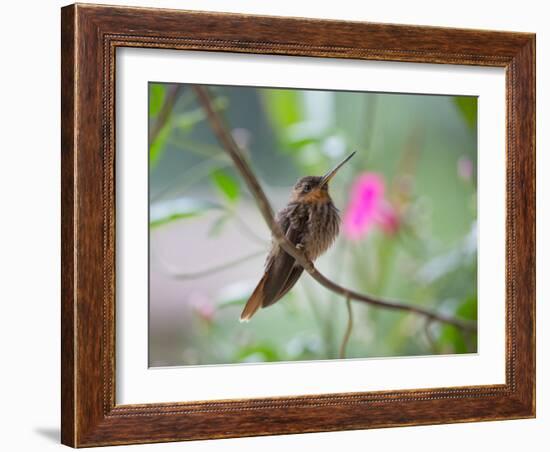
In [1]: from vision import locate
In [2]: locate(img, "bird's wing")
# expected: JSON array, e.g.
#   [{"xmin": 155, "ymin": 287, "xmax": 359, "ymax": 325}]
[
  {"xmin": 261, "ymin": 211, "xmax": 305, "ymax": 308},
  {"xmin": 240, "ymin": 205, "xmax": 304, "ymax": 320},
  {"xmin": 239, "ymin": 272, "xmax": 267, "ymax": 321},
  {"xmin": 270, "ymin": 265, "xmax": 305, "ymax": 305}
]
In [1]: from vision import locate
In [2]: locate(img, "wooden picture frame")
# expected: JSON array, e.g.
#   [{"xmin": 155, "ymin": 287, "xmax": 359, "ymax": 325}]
[{"xmin": 61, "ymin": 3, "xmax": 535, "ymax": 447}]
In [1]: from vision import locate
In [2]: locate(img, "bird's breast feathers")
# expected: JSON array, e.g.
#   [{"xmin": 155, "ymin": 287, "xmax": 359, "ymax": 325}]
[
  {"xmin": 268, "ymin": 201, "xmax": 340, "ymax": 262},
  {"xmin": 305, "ymin": 202, "xmax": 340, "ymax": 260}
]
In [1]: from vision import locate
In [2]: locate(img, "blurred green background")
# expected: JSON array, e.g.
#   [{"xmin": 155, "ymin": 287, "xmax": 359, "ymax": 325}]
[{"xmin": 148, "ymin": 83, "xmax": 477, "ymax": 367}]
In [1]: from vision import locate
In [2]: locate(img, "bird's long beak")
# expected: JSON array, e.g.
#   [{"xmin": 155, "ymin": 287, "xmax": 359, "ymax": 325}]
[{"xmin": 319, "ymin": 151, "xmax": 356, "ymax": 187}]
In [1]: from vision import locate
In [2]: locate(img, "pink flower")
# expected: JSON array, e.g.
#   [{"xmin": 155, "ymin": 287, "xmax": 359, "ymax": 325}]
[
  {"xmin": 190, "ymin": 292, "xmax": 215, "ymax": 323},
  {"xmin": 343, "ymin": 173, "xmax": 399, "ymax": 240},
  {"xmin": 457, "ymin": 156, "xmax": 473, "ymax": 182},
  {"xmin": 375, "ymin": 200, "xmax": 400, "ymax": 235}
]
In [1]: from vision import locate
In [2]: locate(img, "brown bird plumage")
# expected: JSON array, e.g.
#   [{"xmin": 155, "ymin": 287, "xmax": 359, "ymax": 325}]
[{"xmin": 240, "ymin": 152, "xmax": 355, "ymax": 321}]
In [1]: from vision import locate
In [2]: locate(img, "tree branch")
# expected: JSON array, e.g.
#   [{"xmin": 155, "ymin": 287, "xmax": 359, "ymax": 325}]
[
  {"xmin": 149, "ymin": 85, "xmax": 182, "ymax": 148},
  {"xmin": 193, "ymin": 85, "xmax": 476, "ymax": 333}
]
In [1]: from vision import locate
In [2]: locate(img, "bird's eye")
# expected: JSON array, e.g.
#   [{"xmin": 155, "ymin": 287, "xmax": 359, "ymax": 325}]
[{"xmin": 302, "ymin": 184, "xmax": 311, "ymax": 193}]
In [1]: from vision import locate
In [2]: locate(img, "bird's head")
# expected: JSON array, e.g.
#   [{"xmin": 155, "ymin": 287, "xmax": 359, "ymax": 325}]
[{"xmin": 291, "ymin": 152, "xmax": 356, "ymax": 203}]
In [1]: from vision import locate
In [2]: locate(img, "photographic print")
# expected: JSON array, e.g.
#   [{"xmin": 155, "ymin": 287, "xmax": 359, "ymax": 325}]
[
  {"xmin": 148, "ymin": 83, "xmax": 478, "ymax": 367},
  {"xmin": 62, "ymin": 5, "xmax": 535, "ymax": 445}
]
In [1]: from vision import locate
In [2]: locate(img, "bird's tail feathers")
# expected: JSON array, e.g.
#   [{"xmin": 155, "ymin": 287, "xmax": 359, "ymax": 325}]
[{"xmin": 240, "ymin": 274, "xmax": 267, "ymax": 322}]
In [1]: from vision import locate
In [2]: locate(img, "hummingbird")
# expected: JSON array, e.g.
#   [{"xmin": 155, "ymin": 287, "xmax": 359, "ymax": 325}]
[{"xmin": 240, "ymin": 152, "xmax": 356, "ymax": 321}]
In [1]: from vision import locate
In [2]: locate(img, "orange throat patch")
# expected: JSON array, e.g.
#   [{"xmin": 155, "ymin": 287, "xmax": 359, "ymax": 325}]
[{"xmin": 302, "ymin": 188, "xmax": 331, "ymax": 203}]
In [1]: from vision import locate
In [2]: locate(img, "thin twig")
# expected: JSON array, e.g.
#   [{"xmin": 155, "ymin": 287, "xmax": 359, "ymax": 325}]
[
  {"xmin": 325, "ymin": 241, "xmax": 349, "ymax": 358},
  {"xmin": 301, "ymin": 279, "xmax": 326, "ymax": 336},
  {"xmin": 149, "ymin": 85, "xmax": 182, "ymax": 147},
  {"xmin": 232, "ymin": 214, "xmax": 270, "ymax": 246},
  {"xmin": 339, "ymin": 297, "xmax": 354, "ymax": 359},
  {"xmin": 169, "ymin": 137, "xmax": 229, "ymax": 161},
  {"xmin": 151, "ymin": 157, "xmax": 230, "ymax": 202},
  {"xmin": 423, "ymin": 318, "xmax": 438, "ymax": 353},
  {"xmin": 153, "ymin": 247, "xmax": 265, "ymax": 280},
  {"xmin": 193, "ymin": 85, "xmax": 476, "ymax": 333}
]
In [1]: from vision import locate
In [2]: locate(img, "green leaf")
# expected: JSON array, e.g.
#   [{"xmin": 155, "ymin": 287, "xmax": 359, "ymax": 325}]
[
  {"xmin": 262, "ymin": 89, "xmax": 302, "ymax": 131},
  {"xmin": 440, "ymin": 325, "xmax": 467, "ymax": 354},
  {"xmin": 454, "ymin": 96, "xmax": 477, "ymax": 130},
  {"xmin": 217, "ymin": 297, "xmax": 248, "ymax": 309},
  {"xmin": 210, "ymin": 169, "xmax": 240, "ymax": 204},
  {"xmin": 235, "ymin": 344, "xmax": 280, "ymax": 363},
  {"xmin": 149, "ymin": 121, "xmax": 171, "ymax": 167},
  {"xmin": 457, "ymin": 295, "xmax": 478, "ymax": 321},
  {"xmin": 175, "ymin": 97, "xmax": 229, "ymax": 133},
  {"xmin": 175, "ymin": 109, "xmax": 205, "ymax": 132},
  {"xmin": 437, "ymin": 296, "xmax": 477, "ymax": 354},
  {"xmin": 149, "ymin": 212, "xmax": 199, "ymax": 228},
  {"xmin": 149, "ymin": 83, "xmax": 166, "ymax": 117},
  {"xmin": 149, "ymin": 198, "xmax": 219, "ymax": 229},
  {"xmin": 208, "ymin": 214, "xmax": 230, "ymax": 237}
]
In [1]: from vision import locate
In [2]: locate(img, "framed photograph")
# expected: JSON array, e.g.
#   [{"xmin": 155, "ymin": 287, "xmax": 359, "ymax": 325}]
[{"xmin": 61, "ymin": 3, "xmax": 535, "ymax": 447}]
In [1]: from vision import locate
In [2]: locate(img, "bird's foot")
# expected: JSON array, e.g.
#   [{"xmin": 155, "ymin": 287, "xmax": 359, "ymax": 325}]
[{"xmin": 295, "ymin": 243, "xmax": 310, "ymax": 260}]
